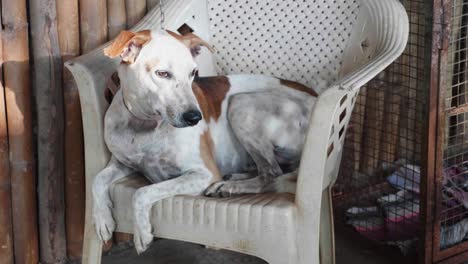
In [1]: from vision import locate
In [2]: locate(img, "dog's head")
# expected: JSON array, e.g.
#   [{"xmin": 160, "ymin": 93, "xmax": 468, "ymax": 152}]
[{"xmin": 104, "ymin": 30, "xmax": 214, "ymax": 128}]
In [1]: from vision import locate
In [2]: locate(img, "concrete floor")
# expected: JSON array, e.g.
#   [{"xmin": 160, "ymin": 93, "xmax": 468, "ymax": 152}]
[
  {"xmin": 94, "ymin": 227, "xmax": 415, "ymax": 264},
  {"xmin": 102, "ymin": 239, "xmax": 266, "ymax": 264}
]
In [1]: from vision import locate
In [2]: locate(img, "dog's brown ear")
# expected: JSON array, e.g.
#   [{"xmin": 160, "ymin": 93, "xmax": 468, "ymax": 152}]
[
  {"xmin": 104, "ymin": 30, "xmax": 152, "ymax": 63},
  {"xmin": 166, "ymin": 30, "xmax": 215, "ymax": 57}
]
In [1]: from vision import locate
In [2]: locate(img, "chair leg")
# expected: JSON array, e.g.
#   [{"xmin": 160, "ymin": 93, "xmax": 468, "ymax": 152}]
[
  {"xmin": 319, "ymin": 187, "xmax": 335, "ymax": 264},
  {"xmin": 81, "ymin": 200, "xmax": 103, "ymax": 264}
]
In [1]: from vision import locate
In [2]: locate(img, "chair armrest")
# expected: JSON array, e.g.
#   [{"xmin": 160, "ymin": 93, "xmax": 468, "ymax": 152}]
[
  {"xmin": 294, "ymin": 85, "xmax": 348, "ymax": 263},
  {"xmin": 295, "ymin": 86, "xmax": 348, "ymax": 209}
]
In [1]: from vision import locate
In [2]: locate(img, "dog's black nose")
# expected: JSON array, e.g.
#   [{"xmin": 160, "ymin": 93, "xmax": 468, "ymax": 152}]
[{"xmin": 182, "ymin": 110, "xmax": 202, "ymax": 126}]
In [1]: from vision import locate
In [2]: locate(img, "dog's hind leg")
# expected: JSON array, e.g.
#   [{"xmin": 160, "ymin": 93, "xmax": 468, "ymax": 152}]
[
  {"xmin": 205, "ymin": 91, "xmax": 313, "ymax": 197},
  {"xmin": 92, "ymin": 156, "xmax": 135, "ymax": 242}
]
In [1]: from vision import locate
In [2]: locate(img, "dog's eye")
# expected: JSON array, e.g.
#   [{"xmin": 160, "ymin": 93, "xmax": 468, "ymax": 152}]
[{"xmin": 155, "ymin": 70, "xmax": 171, "ymax": 78}]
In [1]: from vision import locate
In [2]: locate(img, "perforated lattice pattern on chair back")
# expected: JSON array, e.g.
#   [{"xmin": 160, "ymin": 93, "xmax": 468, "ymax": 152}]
[{"xmin": 207, "ymin": 0, "xmax": 360, "ymax": 93}]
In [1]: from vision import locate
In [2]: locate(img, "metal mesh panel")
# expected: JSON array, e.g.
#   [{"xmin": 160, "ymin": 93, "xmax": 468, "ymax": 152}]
[
  {"xmin": 207, "ymin": 0, "xmax": 360, "ymax": 93},
  {"xmin": 333, "ymin": 0, "xmax": 429, "ymax": 259},
  {"xmin": 439, "ymin": 0, "xmax": 468, "ymax": 251}
]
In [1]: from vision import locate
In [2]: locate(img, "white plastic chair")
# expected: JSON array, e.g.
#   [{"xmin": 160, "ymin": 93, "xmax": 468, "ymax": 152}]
[{"xmin": 66, "ymin": 1, "xmax": 408, "ymax": 263}]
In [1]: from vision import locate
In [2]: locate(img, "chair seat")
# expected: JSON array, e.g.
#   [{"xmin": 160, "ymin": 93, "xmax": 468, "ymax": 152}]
[{"xmin": 110, "ymin": 175, "xmax": 297, "ymax": 260}]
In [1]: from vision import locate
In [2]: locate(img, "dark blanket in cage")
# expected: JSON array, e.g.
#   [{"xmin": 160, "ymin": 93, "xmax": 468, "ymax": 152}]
[{"xmin": 345, "ymin": 161, "xmax": 468, "ymax": 253}]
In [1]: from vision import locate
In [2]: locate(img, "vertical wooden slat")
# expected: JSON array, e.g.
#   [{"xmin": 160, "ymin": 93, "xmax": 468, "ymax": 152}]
[
  {"xmin": 430, "ymin": 0, "xmax": 456, "ymax": 261},
  {"xmin": 360, "ymin": 80, "xmax": 385, "ymax": 175},
  {"xmin": 1, "ymin": 0, "xmax": 39, "ymax": 263},
  {"xmin": 352, "ymin": 87, "xmax": 367, "ymax": 171},
  {"xmin": 379, "ymin": 91, "xmax": 402, "ymax": 163},
  {"xmin": 108, "ymin": 0, "xmax": 127, "ymax": 39},
  {"xmin": 126, "ymin": 0, "xmax": 146, "ymax": 28},
  {"xmin": 0, "ymin": 6, "xmax": 14, "ymax": 264},
  {"xmin": 56, "ymin": 0, "xmax": 85, "ymax": 260},
  {"xmin": 29, "ymin": 0, "xmax": 67, "ymax": 262},
  {"xmin": 379, "ymin": 62, "xmax": 403, "ymax": 163},
  {"xmin": 80, "ymin": 0, "xmax": 108, "ymax": 53},
  {"xmin": 57, "ymin": 0, "xmax": 80, "ymax": 61},
  {"xmin": 422, "ymin": 0, "xmax": 443, "ymax": 261}
]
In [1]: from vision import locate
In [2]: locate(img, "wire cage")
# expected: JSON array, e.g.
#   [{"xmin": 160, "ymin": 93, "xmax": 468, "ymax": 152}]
[
  {"xmin": 334, "ymin": 0, "xmax": 428, "ymax": 258},
  {"xmin": 431, "ymin": 0, "xmax": 468, "ymax": 262},
  {"xmin": 332, "ymin": 0, "xmax": 468, "ymax": 262}
]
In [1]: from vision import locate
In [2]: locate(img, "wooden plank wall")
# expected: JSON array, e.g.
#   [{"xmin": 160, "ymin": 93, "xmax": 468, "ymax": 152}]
[
  {"xmin": 30, "ymin": 1, "xmax": 67, "ymax": 262},
  {"xmin": 0, "ymin": 1, "xmax": 154, "ymax": 263},
  {"xmin": 2, "ymin": 0, "xmax": 39, "ymax": 263}
]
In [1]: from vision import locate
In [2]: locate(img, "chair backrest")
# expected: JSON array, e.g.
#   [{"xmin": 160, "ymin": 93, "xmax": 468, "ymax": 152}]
[{"xmin": 207, "ymin": 0, "xmax": 361, "ymax": 94}]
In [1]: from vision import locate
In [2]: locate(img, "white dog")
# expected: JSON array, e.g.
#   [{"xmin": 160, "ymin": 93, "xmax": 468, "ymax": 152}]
[{"xmin": 93, "ymin": 29, "xmax": 317, "ymax": 253}]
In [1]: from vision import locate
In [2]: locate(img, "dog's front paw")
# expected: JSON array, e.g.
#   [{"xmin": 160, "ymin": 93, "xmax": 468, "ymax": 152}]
[
  {"xmin": 93, "ymin": 205, "xmax": 116, "ymax": 242},
  {"xmin": 133, "ymin": 227, "xmax": 153, "ymax": 254},
  {"xmin": 133, "ymin": 208, "xmax": 153, "ymax": 254},
  {"xmin": 133, "ymin": 193, "xmax": 154, "ymax": 254}
]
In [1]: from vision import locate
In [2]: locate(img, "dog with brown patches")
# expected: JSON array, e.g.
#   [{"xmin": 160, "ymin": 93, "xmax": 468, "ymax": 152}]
[{"xmin": 93, "ymin": 29, "xmax": 317, "ymax": 253}]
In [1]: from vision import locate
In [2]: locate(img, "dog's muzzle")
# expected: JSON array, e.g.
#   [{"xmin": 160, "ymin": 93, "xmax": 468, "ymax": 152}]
[{"xmin": 182, "ymin": 110, "xmax": 202, "ymax": 126}]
